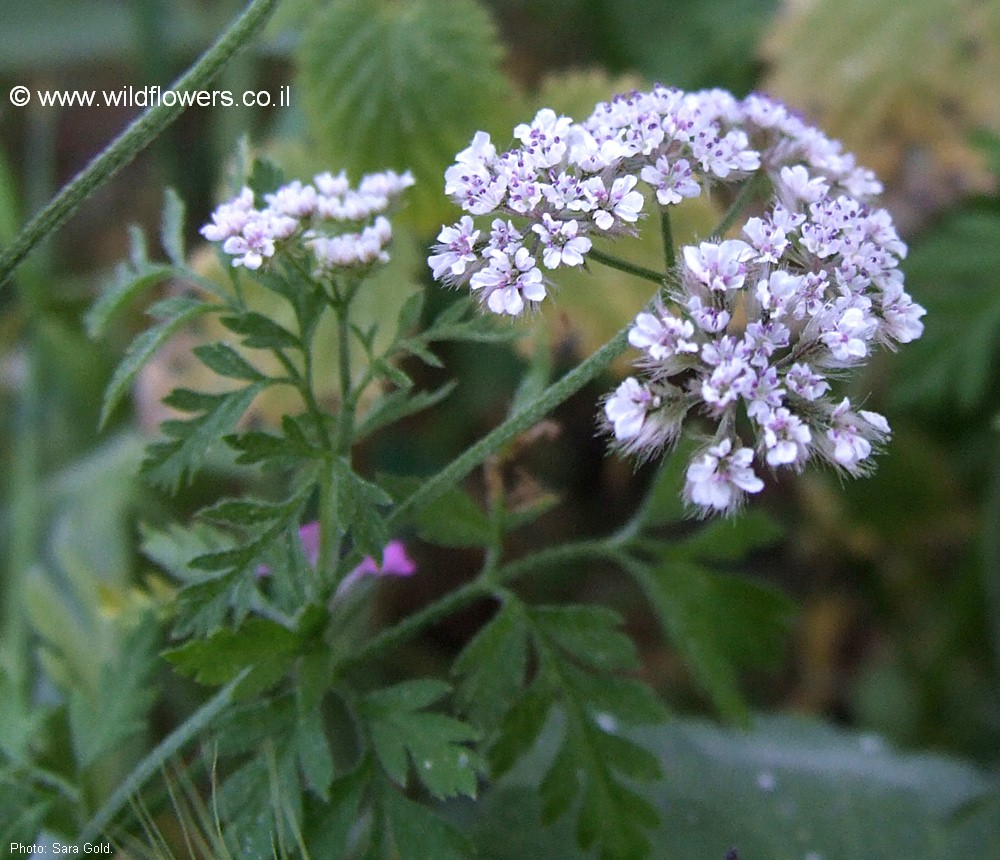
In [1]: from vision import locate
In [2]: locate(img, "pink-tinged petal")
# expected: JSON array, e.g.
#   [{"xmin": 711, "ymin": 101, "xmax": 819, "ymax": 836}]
[
  {"xmin": 380, "ymin": 540, "xmax": 417, "ymax": 576},
  {"xmin": 353, "ymin": 556, "xmax": 381, "ymax": 576},
  {"xmin": 298, "ymin": 521, "xmax": 321, "ymax": 568}
]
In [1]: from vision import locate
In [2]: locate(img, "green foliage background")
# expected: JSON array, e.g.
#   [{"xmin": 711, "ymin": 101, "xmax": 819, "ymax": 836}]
[{"xmin": 1, "ymin": 0, "xmax": 999, "ymax": 857}]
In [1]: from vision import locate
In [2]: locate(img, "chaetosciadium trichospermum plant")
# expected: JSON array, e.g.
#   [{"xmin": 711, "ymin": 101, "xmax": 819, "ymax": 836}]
[{"xmin": 90, "ymin": 83, "xmax": 923, "ymax": 860}]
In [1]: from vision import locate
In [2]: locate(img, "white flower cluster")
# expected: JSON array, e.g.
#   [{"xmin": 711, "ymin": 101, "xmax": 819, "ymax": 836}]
[
  {"xmin": 201, "ymin": 169, "xmax": 414, "ymax": 272},
  {"xmin": 432, "ymin": 86, "xmax": 926, "ymax": 514}
]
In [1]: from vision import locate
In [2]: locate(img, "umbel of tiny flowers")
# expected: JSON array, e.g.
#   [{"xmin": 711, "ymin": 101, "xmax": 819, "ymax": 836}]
[
  {"xmin": 201, "ymin": 169, "xmax": 414, "ymax": 272},
  {"xmin": 430, "ymin": 86, "xmax": 926, "ymax": 515}
]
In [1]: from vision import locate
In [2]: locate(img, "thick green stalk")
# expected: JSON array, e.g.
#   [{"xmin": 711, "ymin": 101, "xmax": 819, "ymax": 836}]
[
  {"xmin": 344, "ymin": 580, "xmax": 492, "ymax": 668},
  {"xmin": 587, "ymin": 247, "xmax": 666, "ymax": 284},
  {"xmin": 0, "ymin": 0, "xmax": 279, "ymax": 288},
  {"xmin": 660, "ymin": 207, "xmax": 676, "ymax": 269},
  {"xmin": 388, "ymin": 325, "xmax": 629, "ymax": 528}
]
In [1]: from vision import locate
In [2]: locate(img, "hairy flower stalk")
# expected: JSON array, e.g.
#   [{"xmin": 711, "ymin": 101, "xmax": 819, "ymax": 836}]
[{"xmin": 430, "ymin": 86, "xmax": 925, "ymax": 515}]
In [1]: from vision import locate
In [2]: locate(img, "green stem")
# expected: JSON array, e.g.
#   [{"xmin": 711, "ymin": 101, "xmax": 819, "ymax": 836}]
[
  {"xmin": 659, "ymin": 207, "xmax": 676, "ymax": 269},
  {"xmin": 79, "ymin": 669, "xmax": 250, "ymax": 842},
  {"xmin": 0, "ymin": 0, "xmax": 279, "ymax": 288},
  {"xmin": 712, "ymin": 172, "xmax": 767, "ymax": 238},
  {"xmin": 494, "ymin": 539, "xmax": 616, "ymax": 585},
  {"xmin": 587, "ymin": 247, "xmax": 666, "ymax": 284},
  {"xmin": 343, "ymin": 580, "xmax": 492, "ymax": 668},
  {"xmin": 346, "ymin": 538, "xmax": 622, "ymax": 669},
  {"xmin": 388, "ymin": 326, "xmax": 629, "ymax": 529}
]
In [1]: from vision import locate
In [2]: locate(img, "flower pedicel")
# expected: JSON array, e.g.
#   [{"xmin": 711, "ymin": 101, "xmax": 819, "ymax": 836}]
[{"xmin": 430, "ymin": 86, "xmax": 925, "ymax": 515}]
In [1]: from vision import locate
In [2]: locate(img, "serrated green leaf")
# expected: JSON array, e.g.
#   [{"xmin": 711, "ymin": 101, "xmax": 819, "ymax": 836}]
[
  {"xmin": 299, "ymin": 0, "xmax": 514, "ymax": 228},
  {"xmin": 558, "ymin": 663, "xmax": 667, "ymax": 727},
  {"xmin": 530, "ymin": 604, "xmax": 639, "ymax": 672},
  {"xmin": 303, "ymin": 766, "xmax": 369, "ymax": 857},
  {"xmin": 198, "ymin": 496, "xmax": 298, "ymax": 527},
  {"xmin": 160, "ymin": 187, "xmax": 186, "ymax": 266},
  {"xmin": 382, "ymin": 787, "xmax": 474, "ymax": 860},
  {"xmin": 453, "ymin": 600, "xmax": 528, "ymax": 730},
  {"xmin": 220, "ymin": 311, "xmax": 300, "ymax": 350},
  {"xmin": 537, "ymin": 701, "xmax": 659, "ymax": 858},
  {"xmin": 99, "ymin": 296, "xmax": 215, "ymax": 427},
  {"xmin": 296, "ymin": 704, "xmax": 335, "ymax": 800},
  {"xmin": 193, "ymin": 342, "xmax": 266, "ymax": 381},
  {"xmin": 362, "ymin": 680, "xmax": 481, "ymax": 799},
  {"xmin": 631, "ymin": 558, "xmax": 795, "ymax": 723},
  {"xmin": 365, "ymin": 679, "xmax": 452, "ymax": 714},
  {"xmin": 356, "ymin": 381, "xmax": 457, "ymax": 441},
  {"xmin": 333, "ymin": 459, "xmax": 392, "ymax": 557},
  {"xmin": 85, "ymin": 254, "xmax": 173, "ymax": 339},
  {"xmin": 140, "ymin": 521, "xmax": 234, "ymax": 583},
  {"xmin": 164, "ymin": 616, "xmax": 302, "ymax": 696},
  {"xmin": 224, "ymin": 429, "xmax": 314, "ymax": 465},
  {"xmin": 68, "ymin": 614, "xmax": 160, "ymax": 768},
  {"xmin": 172, "ymin": 570, "xmax": 257, "ymax": 639},
  {"xmin": 395, "ymin": 290, "xmax": 426, "ymax": 339},
  {"xmin": 488, "ymin": 683, "xmax": 554, "ymax": 778},
  {"xmin": 143, "ymin": 381, "xmax": 269, "ymax": 489},
  {"xmin": 539, "ymin": 734, "xmax": 578, "ymax": 823},
  {"xmin": 247, "ymin": 157, "xmax": 285, "ymax": 202}
]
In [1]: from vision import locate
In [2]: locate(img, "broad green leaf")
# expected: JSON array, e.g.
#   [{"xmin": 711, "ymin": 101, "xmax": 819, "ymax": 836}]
[
  {"xmin": 298, "ymin": 0, "xmax": 515, "ymax": 229},
  {"xmin": 452, "ymin": 600, "xmax": 529, "ymax": 730},
  {"xmin": 164, "ymin": 616, "xmax": 302, "ymax": 696},
  {"xmin": 631, "ymin": 558, "xmax": 795, "ymax": 723},
  {"xmin": 607, "ymin": 0, "xmax": 776, "ymax": 94},
  {"xmin": 98, "ymin": 295, "xmax": 214, "ymax": 428},
  {"xmin": 475, "ymin": 715, "xmax": 998, "ymax": 860},
  {"xmin": 362, "ymin": 680, "xmax": 482, "ymax": 799}
]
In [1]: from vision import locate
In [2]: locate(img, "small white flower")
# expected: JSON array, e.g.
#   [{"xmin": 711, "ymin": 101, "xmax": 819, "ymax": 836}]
[
  {"xmin": 684, "ymin": 240, "xmax": 755, "ymax": 292},
  {"xmin": 531, "ymin": 215, "xmax": 592, "ymax": 269},
  {"xmin": 428, "ymin": 216, "xmax": 480, "ymax": 280},
  {"xmin": 628, "ymin": 311, "xmax": 699, "ymax": 362},
  {"xmin": 605, "ymin": 377, "xmax": 657, "ymax": 440},
  {"xmin": 684, "ymin": 438, "xmax": 764, "ymax": 513}
]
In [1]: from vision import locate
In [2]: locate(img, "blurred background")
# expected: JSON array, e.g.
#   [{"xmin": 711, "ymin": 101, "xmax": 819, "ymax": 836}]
[{"xmin": 1, "ymin": 0, "xmax": 1000, "ymax": 843}]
